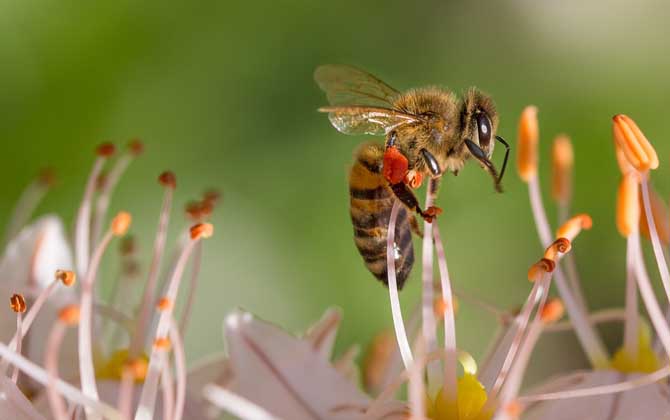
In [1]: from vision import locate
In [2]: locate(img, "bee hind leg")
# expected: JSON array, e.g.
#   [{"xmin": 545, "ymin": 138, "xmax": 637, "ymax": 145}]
[
  {"xmin": 390, "ymin": 182, "xmax": 442, "ymax": 223},
  {"xmin": 409, "ymin": 214, "xmax": 423, "ymax": 237}
]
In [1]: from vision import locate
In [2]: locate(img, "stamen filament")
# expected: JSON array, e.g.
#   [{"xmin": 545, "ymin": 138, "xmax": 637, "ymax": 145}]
[
  {"xmin": 0, "ymin": 342, "xmax": 123, "ymax": 419},
  {"xmin": 624, "ymin": 235, "xmax": 639, "ymax": 358},
  {"xmin": 179, "ymin": 240, "xmax": 202, "ymax": 334},
  {"xmin": 640, "ymin": 176, "xmax": 670, "ymax": 303},
  {"xmin": 75, "ymin": 152, "xmax": 110, "ymax": 277},
  {"xmin": 203, "ymin": 384, "xmax": 278, "ymax": 420},
  {"xmin": 518, "ymin": 365, "xmax": 670, "ymax": 403},
  {"xmin": 45, "ymin": 321, "xmax": 70, "ymax": 420},
  {"xmin": 385, "ymin": 201, "xmax": 413, "ymax": 370},
  {"xmin": 422, "ymin": 179, "xmax": 439, "ymax": 392},
  {"xmin": 0, "ymin": 279, "xmax": 59, "ymax": 374},
  {"xmin": 630, "ymin": 232, "xmax": 670, "ymax": 356},
  {"xmin": 433, "ymin": 226, "xmax": 458, "ymax": 403},
  {"xmin": 11, "ymin": 312, "xmax": 23, "ymax": 383},
  {"xmin": 91, "ymin": 144, "xmax": 140, "ymax": 244},
  {"xmin": 408, "ymin": 340, "xmax": 426, "ymax": 420},
  {"xmin": 78, "ymin": 229, "xmax": 116, "ymax": 418},
  {"xmin": 3, "ymin": 175, "xmax": 50, "ymax": 247},
  {"xmin": 135, "ymin": 224, "xmax": 209, "ymax": 420},
  {"xmin": 129, "ymin": 174, "xmax": 175, "ymax": 359},
  {"xmin": 160, "ymin": 352, "xmax": 175, "ymax": 420},
  {"xmin": 169, "ymin": 317, "xmax": 187, "ymax": 420},
  {"xmin": 527, "ymin": 177, "xmax": 608, "ymax": 367}
]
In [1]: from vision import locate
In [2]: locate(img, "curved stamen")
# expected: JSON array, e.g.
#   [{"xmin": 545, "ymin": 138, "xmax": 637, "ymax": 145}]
[
  {"xmin": 130, "ymin": 172, "xmax": 176, "ymax": 359},
  {"xmin": 385, "ymin": 201, "xmax": 413, "ymax": 370},
  {"xmin": 134, "ymin": 223, "xmax": 212, "ymax": 420},
  {"xmin": 433, "ymin": 225, "xmax": 458, "ymax": 403}
]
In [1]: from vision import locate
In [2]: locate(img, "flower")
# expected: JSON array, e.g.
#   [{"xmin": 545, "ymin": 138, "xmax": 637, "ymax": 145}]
[
  {"xmin": 506, "ymin": 110, "xmax": 670, "ymax": 419},
  {"xmin": 0, "ymin": 141, "xmax": 220, "ymax": 419}
]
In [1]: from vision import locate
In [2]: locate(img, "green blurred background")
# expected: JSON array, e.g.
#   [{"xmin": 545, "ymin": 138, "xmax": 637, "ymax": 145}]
[{"xmin": 2, "ymin": 0, "xmax": 670, "ymax": 386}]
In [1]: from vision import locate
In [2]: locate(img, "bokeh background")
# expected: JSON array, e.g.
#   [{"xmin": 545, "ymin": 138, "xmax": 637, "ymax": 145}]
[{"xmin": 2, "ymin": 0, "xmax": 670, "ymax": 387}]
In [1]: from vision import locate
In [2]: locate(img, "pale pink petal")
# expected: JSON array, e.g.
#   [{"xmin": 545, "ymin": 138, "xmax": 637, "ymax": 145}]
[
  {"xmin": 33, "ymin": 380, "xmax": 207, "ymax": 420},
  {"xmin": 0, "ymin": 375, "xmax": 45, "ymax": 420},
  {"xmin": 523, "ymin": 370, "xmax": 670, "ymax": 420},
  {"xmin": 224, "ymin": 310, "xmax": 370, "ymax": 420},
  {"xmin": 0, "ymin": 216, "xmax": 78, "ymax": 389},
  {"xmin": 303, "ymin": 307, "xmax": 342, "ymax": 360}
]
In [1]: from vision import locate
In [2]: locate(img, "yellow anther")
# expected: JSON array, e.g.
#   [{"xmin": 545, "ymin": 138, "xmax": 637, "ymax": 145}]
[{"xmin": 111, "ymin": 211, "xmax": 132, "ymax": 236}]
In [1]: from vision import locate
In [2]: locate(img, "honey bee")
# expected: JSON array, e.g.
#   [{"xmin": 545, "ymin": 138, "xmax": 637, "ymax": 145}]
[{"xmin": 315, "ymin": 65, "xmax": 509, "ymax": 289}]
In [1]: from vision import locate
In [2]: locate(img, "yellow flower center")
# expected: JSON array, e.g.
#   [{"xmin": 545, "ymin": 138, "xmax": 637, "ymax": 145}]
[
  {"xmin": 95, "ymin": 348, "xmax": 149, "ymax": 383},
  {"xmin": 427, "ymin": 374, "xmax": 493, "ymax": 420},
  {"xmin": 611, "ymin": 325, "xmax": 660, "ymax": 374}
]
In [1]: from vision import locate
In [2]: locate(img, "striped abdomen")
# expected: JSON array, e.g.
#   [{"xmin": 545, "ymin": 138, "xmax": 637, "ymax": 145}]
[{"xmin": 349, "ymin": 142, "xmax": 414, "ymax": 289}]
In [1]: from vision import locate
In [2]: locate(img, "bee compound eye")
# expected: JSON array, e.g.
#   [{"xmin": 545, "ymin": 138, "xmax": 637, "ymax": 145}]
[{"xmin": 476, "ymin": 112, "xmax": 492, "ymax": 150}]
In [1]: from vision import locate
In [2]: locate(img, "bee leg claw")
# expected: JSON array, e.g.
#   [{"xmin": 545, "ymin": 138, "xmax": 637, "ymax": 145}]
[{"xmin": 420, "ymin": 206, "xmax": 442, "ymax": 223}]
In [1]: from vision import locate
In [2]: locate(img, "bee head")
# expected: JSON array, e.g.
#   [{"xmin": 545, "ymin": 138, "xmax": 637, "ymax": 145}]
[{"xmin": 460, "ymin": 88, "xmax": 498, "ymax": 159}]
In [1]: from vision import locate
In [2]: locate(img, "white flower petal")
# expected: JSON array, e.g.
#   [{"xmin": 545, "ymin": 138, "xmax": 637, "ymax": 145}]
[
  {"xmin": 0, "ymin": 216, "xmax": 78, "ymax": 390},
  {"xmin": 224, "ymin": 310, "xmax": 370, "ymax": 420},
  {"xmin": 0, "ymin": 376, "xmax": 45, "ymax": 420},
  {"xmin": 303, "ymin": 307, "xmax": 342, "ymax": 360},
  {"xmin": 523, "ymin": 370, "xmax": 670, "ymax": 420}
]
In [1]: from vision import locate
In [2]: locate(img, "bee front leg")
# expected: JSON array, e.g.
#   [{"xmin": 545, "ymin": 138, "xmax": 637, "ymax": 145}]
[{"xmin": 390, "ymin": 182, "xmax": 442, "ymax": 223}]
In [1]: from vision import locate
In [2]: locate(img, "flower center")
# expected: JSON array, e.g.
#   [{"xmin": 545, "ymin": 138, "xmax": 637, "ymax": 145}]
[
  {"xmin": 611, "ymin": 324, "xmax": 660, "ymax": 374},
  {"xmin": 427, "ymin": 374, "xmax": 493, "ymax": 420}
]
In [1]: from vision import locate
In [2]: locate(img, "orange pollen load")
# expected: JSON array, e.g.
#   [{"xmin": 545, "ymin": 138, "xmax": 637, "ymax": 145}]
[
  {"xmin": 556, "ymin": 214, "xmax": 592, "ymax": 241},
  {"xmin": 158, "ymin": 171, "xmax": 177, "ymax": 189},
  {"xmin": 382, "ymin": 146, "xmax": 409, "ymax": 184},
  {"xmin": 9, "ymin": 294, "xmax": 26, "ymax": 313},
  {"xmin": 154, "ymin": 337, "xmax": 171, "ymax": 350},
  {"xmin": 551, "ymin": 134, "xmax": 573, "ymax": 204},
  {"xmin": 616, "ymin": 172, "xmax": 640, "ymax": 238},
  {"xmin": 96, "ymin": 142, "xmax": 116, "ymax": 157},
  {"xmin": 517, "ymin": 105, "xmax": 539, "ymax": 182},
  {"xmin": 612, "ymin": 114, "xmax": 659, "ymax": 173},
  {"xmin": 190, "ymin": 223, "xmax": 214, "ymax": 240},
  {"xmin": 111, "ymin": 211, "xmax": 132, "ymax": 236},
  {"xmin": 540, "ymin": 298, "xmax": 565, "ymax": 324},
  {"xmin": 55, "ymin": 269, "xmax": 76, "ymax": 287},
  {"xmin": 59, "ymin": 305, "xmax": 80, "ymax": 325},
  {"xmin": 157, "ymin": 297, "xmax": 172, "ymax": 311},
  {"xmin": 128, "ymin": 138, "xmax": 144, "ymax": 156},
  {"xmin": 528, "ymin": 258, "xmax": 556, "ymax": 282}
]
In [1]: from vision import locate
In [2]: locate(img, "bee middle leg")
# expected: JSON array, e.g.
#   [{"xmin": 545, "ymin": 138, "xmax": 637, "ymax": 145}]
[{"xmin": 390, "ymin": 182, "xmax": 442, "ymax": 223}]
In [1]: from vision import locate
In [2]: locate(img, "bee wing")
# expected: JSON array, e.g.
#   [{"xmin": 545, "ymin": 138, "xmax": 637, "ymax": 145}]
[
  {"xmin": 319, "ymin": 106, "xmax": 420, "ymax": 136},
  {"xmin": 314, "ymin": 65, "xmax": 400, "ymax": 107}
]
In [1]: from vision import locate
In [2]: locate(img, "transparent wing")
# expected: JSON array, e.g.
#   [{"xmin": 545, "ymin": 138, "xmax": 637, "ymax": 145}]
[
  {"xmin": 314, "ymin": 65, "xmax": 401, "ymax": 107},
  {"xmin": 319, "ymin": 106, "xmax": 419, "ymax": 136}
]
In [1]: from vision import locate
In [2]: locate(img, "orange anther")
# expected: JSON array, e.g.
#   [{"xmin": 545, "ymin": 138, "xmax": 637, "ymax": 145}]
[
  {"xmin": 125, "ymin": 358, "xmax": 148, "ymax": 380},
  {"xmin": 556, "ymin": 214, "xmax": 592, "ymax": 241},
  {"xmin": 9, "ymin": 294, "xmax": 26, "ymax": 313},
  {"xmin": 528, "ymin": 258, "xmax": 555, "ymax": 282},
  {"xmin": 190, "ymin": 223, "xmax": 214, "ymax": 240},
  {"xmin": 551, "ymin": 135, "xmax": 573, "ymax": 204},
  {"xmin": 59, "ymin": 305, "xmax": 80, "ymax": 325},
  {"xmin": 127, "ymin": 139, "xmax": 144, "ymax": 156},
  {"xmin": 543, "ymin": 238, "xmax": 572, "ymax": 261},
  {"xmin": 55, "ymin": 269, "xmax": 76, "ymax": 287},
  {"xmin": 158, "ymin": 171, "xmax": 176, "ymax": 189},
  {"xmin": 154, "ymin": 337, "xmax": 171, "ymax": 350},
  {"xmin": 616, "ymin": 173, "xmax": 640, "ymax": 238},
  {"xmin": 96, "ymin": 142, "xmax": 116, "ymax": 157},
  {"xmin": 540, "ymin": 298, "xmax": 565, "ymax": 324},
  {"xmin": 612, "ymin": 114, "xmax": 659, "ymax": 172},
  {"xmin": 517, "ymin": 106, "xmax": 539, "ymax": 182},
  {"xmin": 157, "ymin": 297, "xmax": 172, "ymax": 311},
  {"xmin": 111, "ymin": 211, "xmax": 132, "ymax": 236}
]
